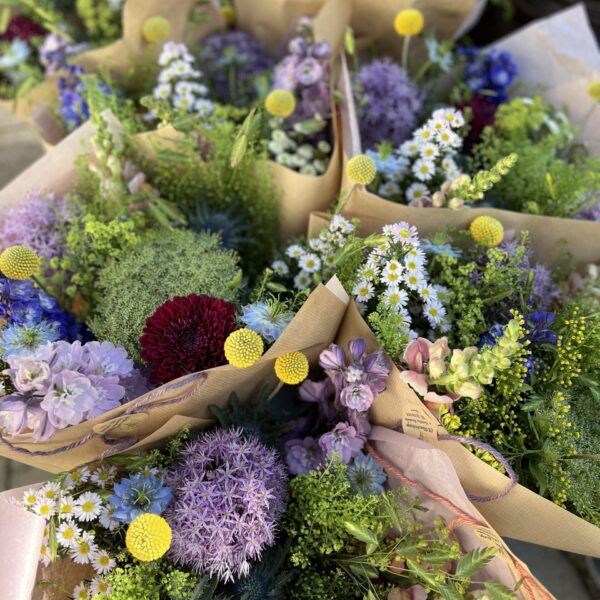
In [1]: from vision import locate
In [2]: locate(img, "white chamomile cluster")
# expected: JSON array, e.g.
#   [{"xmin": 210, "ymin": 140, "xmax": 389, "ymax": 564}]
[
  {"xmin": 268, "ymin": 123, "xmax": 332, "ymax": 175},
  {"xmin": 21, "ymin": 465, "xmax": 119, "ymax": 600},
  {"xmin": 153, "ymin": 41, "xmax": 214, "ymax": 117},
  {"xmin": 353, "ymin": 221, "xmax": 450, "ymax": 335},
  {"xmin": 371, "ymin": 108, "xmax": 465, "ymax": 206},
  {"xmin": 272, "ymin": 215, "xmax": 355, "ymax": 290}
]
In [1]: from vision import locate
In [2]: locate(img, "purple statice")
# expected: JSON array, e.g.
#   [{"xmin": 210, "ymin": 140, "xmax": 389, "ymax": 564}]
[
  {"xmin": 273, "ymin": 33, "xmax": 332, "ymax": 123},
  {"xmin": 199, "ymin": 31, "xmax": 274, "ymax": 107},
  {"xmin": 0, "ymin": 340, "xmax": 145, "ymax": 441},
  {"xmin": 164, "ymin": 427, "xmax": 287, "ymax": 582},
  {"xmin": 0, "ymin": 192, "xmax": 73, "ymax": 263},
  {"xmin": 458, "ymin": 47, "xmax": 517, "ymax": 104},
  {"xmin": 109, "ymin": 472, "xmax": 172, "ymax": 523},
  {"xmin": 355, "ymin": 59, "xmax": 421, "ymax": 150}
]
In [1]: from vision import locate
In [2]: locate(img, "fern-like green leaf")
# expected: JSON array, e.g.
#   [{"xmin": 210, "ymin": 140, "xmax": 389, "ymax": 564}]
[{"xmin": 454, "ymin": 547, "xmax": 496, "ymax": 579}]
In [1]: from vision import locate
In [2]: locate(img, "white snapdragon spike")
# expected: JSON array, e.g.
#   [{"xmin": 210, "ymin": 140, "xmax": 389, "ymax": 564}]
[{"xmin": 154, "ymin": 41, "xmax": 214, "ymax": 117}]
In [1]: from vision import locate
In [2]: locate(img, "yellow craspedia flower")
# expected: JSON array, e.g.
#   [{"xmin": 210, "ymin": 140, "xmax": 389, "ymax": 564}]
[
  {"xmin": 588, "ymin": 80, "xmax": 600, "ymax": 101},
  {"xmin": 0, "ymin": 245, "xmax": 40, "ymax": 280},
  {"xmin": 275, "ymin": 351, "xmax": 309, "ymax": 385},
  {"xmin": 265, "ymin": 89, "xmax": 297, "ymax": 118},
  {"xmin": 470, "ymin": 215, "xmax": 504, "ymax": 247},
  {"xmin": 346, "ymin": 154, "xmax": 377, "ymax": 186},
  {"xmin": 142, "ymin": 16, "xmax": 171, "ymax": 43},
  {"xmin": 126, "ymin": 514, "xmax": 172, "ymax": 562},
  {"xmin": 224, "ymin": 328, "xmax": 265, "ymax": 368},
  {"xmin": 394, "ymin": 9, "xmax": 424, "ymax": 37},
  {"xmin": 221, "ymin": 5, "xmax": 236, "ymax": 27}
]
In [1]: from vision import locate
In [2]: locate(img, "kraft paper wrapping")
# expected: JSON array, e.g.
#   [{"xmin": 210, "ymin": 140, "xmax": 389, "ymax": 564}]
[{"xmin": 337, "ymin": 7, "xmax": 600, "ymax": 265}]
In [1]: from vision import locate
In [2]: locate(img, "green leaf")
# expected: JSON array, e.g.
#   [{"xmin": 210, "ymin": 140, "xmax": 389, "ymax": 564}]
[
  {"xmin": 365, "ymin": 542, "xmax": 378, "ymax": 556},
  {"xmin": 406, "ymin": 558, "xmax": 439, "ymax": 589},
  {"xmin": 345, "ymin": 27, "xmax": 356, "ymax": 55},
  {"xmin": 422, "ymin": 550, "xmax": 456, "ymax": 565},
  {"xmin": 484, "ymin": 581, "xmax": 518, "ymax": 600},
  {"xmin": 348, "ymin": 562, "xmax": 379, "ymax": 579},
  {"xmin": 230, "ymin": 134, "xmax": 247, "ymax": 168},
  {"xmin": 364, "ymin": 590, "xmax": 378, "ymax": 600},
  {"xmin": 528, "ymin": 459, "xmax": 547, "ymax": 496},
  {"xmin": 436, "ymin": 582, "xmax": 464, "ymax": 600},
  {"xmin": 0, "ymin": 8, "xmax": 10, "ymax": 34},
  {"xmin": 343, "ymin": 522, "xmax": 379, "ymax": 546},
  {"xmin": 266, "ymin": 282, "xmax": 288, "ymax": 293},
  {"xmin": 454, "ymin": 547, "xmax": 496, "ymax": 579}
]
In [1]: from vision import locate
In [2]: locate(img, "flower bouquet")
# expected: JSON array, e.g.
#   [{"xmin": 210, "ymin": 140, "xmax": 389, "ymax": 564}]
[
  {"xmin": 338, "ymin": 4, "xmax": 600, "ymax": 255},
  {"xmin": 0, "ymin": 318, "xmax": 551, "ymax": 600},
  {"xmin": 261, "ymin": 210, "xmax": 600, "ymax": 557}
]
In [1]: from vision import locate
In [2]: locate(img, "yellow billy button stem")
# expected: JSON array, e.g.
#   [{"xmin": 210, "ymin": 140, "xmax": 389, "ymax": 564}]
[
  {"xmin": 394, "ymin": 9, "xmax": 425, "ymax": 71},
  {"xmin": 0, "ymin": 245, "xmax": 40, "ymax": 280},
  {"xmin": 224, "ymin": 328, "xmax": 265, "ymax": 368},
  {"xmin": 275, "ymin": 351, "xmax": 309, "ymax": 385},
  {"xmin": 126, "ymin": 514, "xmax": 172, "ymax": 562},
  {"xmin": 469, "ymin": 215, "xmax": 504, "ymax": 247},
  {"xmin": 142, "ymin": 16, "xmax": 171, "ymax": 43}
]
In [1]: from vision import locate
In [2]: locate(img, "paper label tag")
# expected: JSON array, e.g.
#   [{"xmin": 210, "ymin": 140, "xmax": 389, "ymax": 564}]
[
  {"xmin": 93, "ymin": 413, "xmax": 148, "ymax": 436},
  {"xmin": 401, "ymin": 405, "xmax": 437, "ymax": 443}
]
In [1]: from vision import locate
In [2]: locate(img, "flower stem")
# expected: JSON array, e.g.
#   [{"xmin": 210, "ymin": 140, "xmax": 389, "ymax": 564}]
[{"xmin": 402, "ymin": 35, "xmax": 412, "ymax": 72}]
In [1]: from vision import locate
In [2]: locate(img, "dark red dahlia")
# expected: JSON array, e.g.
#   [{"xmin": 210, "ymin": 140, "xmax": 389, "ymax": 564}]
[
  {"xmin": 140, "ymin": 294, "xmax": 237, "ymax": 385},
  {"xmin": 458, "ymin": 94, "xmax": 498, "ymax": 154},
  {"xmin": 0, "ymin": 16, "xmax": 46, "ymax": 42}
]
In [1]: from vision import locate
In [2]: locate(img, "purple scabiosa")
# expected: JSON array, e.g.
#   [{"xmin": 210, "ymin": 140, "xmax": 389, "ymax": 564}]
[
  {"xmin": 319, "ymin": 421, "xmax": 364, "ymax": 463},
  {"xmin": 0, "ymin": 193, "xmax": 73, "ymax": 264},
  {"xmin": 346, "ymin": 451, "xmax": 387, "ymax": 496},
  {"xmin": 199, "ymin": 31, "xmax": 274, "ymax": 106},
  {"xmin": 355, "ymin": 59, "xmax": 422, "ymax": 150},
  {"xmin": 108, "ymin": 473, "xmax": 172, "ymax": 523},
  {"xmin": 284, "ymin": 436, "xmax": 324, "ymax": 475},
  {"xmin": 164, "ymin": 427, "xmax": 287, "ymax": 582}
]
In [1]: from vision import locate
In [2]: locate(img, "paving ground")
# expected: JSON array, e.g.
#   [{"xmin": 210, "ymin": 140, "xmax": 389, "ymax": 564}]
[{"xmin": 0, "ymin": 105, "xmax": 598, "ymax": 600}]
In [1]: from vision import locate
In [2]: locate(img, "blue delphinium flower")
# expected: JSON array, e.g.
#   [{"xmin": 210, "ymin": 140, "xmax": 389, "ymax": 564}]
[
  {"xmin": 459, "ymin": 47, "xmax": 517, "ymax": 104},
  {"xmin": 1, "ymin": 321, "xmax": 60, "ymax": 358},
  {"xmin": 108, "ymin": 473, "xmax": 173, "ymax": 523},
  {"xmin": 346, "ymin": 451, "xmax": 387, "ymax": 497},
  {"xmin": 524, "ymin": 311, "xmax": 558, "ymax": 345},
  {"xmin": 240, "ymin": 300, "xmax": 294, "ymax": 343}
]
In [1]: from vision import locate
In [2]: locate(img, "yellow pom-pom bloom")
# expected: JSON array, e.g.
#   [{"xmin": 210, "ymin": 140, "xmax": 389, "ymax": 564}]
[
  {"xmin": 588, "ymin": 80, "xmax": 600, "ymax": 101},
  {"xmin": 142, "ymin": 16, "xmax": 171, "ymax": 43},
  {"xmin": 346, "ymin": 154, "xmax": 377, "ymax": 186},
  {"xmin": 470, "ymin": 216, "xmax": 504, "ymax": 247},
  {"xmin": 126, "ymin": 514, "xmax": 172, "ymax": 561},
  {"xmin": 0, "ymin": 245, "xmax": 40, "ymax": 280},
  {"xmin": 265, "ymin": 89, "xmax": 297, "ymax": 118},
  {"xmin": 224, "ymin": 328, "xmax": 265, "ymax": 368},
  {"xmin": 394, "ymin": 9, "xmax": 425, "ymax": 37},
  {"xmin": 221, "ymin": 5, "xmax": 236, "ymax": 27},
  {"xmin": 275, "ymin": 351, "xmax": 309, "ymax": 385}
]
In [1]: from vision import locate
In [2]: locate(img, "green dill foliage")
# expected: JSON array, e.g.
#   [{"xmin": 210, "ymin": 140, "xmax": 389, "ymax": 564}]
[
  {"xmin": 76, "ymin": 0, "xmax": 121, "ymax": 43},
  {"xmin": 451, "ymin": 153, "xmax": 517, "ymax": 203},
  {"xmin": 90, "ymin": 230, "xmax": 240, "ymax": 361},
  {"xmin": 367, "ymin": 301, "xmax": 411, "ymax": 364},
  {"xmin": 472, "ymin": 96, "xmax": 600, "ymax": 217},
  {"xmin": 285, "ymin": 459, "xmax": 510, "ymax": 599}
]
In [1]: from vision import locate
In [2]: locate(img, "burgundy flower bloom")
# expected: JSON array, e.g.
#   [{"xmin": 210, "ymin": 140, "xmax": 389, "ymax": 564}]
[
  {"xmin": 140, "ymin": 294, "xmax": 237, "ymax": 385},
  {"xmin": 0, "ymin": 16, "xmax": 45, "ymax": 42},
  {"xmin": 458, "ymin": 94, "xmax": 498, "ymax": 153}
]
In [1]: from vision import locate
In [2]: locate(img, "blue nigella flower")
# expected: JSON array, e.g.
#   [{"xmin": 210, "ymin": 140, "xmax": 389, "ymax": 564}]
[
  {"xmin": 1, "ymin": 321, "xmax": 60, "ymax": 359},
  {"xmin": 0, "ymin": 39, "xmax": 31, "ymax": 70},
  {"xmin": 421, "ymin": 240, "xmax": 462, "ymax": 258},
  {"xmin": 108, "ymin": 473, "xmax": 173, "ymax": 523},
  {"xmin": 240, "ymin": 300, "xmax": 294, "ymax": 343},
  {"xmin": 346, "ymin": 451, "xmax": 387, "ymax": 497}
]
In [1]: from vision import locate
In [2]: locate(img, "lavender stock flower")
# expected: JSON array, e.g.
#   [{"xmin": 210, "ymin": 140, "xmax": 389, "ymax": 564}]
[{"xmin": 285, "ymin": 437, "xmax": 324, "ymax": 475}]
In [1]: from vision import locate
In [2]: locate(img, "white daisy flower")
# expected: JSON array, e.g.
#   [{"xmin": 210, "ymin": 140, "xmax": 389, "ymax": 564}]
[
  {"xmin": 300, "ymin": 164, "xmax": 318, "ymax": 176},
  {"xmin": 269, "ymin": 140, "xmax": 285, "ymax": 155},
  {"xmin": 175, "ymin": 80, "xmax": 193, "ymax": 96},
  {"xmin": 358, "ymin": 264, "xmax": 379, "ymax": 282},
  {"xmin": 195, "ymin": 99, "xmax": 214, "ymax": 116},
  {"xmin": 297, "ymin": 144, "xmax": 315, "ymax": 160},
  {"xmin": 22, "ymin": 488, "xmax": 39, "ymax": 507},
  {"xmin": 275, "ymin": 152, "xmax": 293, "ymax": 166},
  {"xmin": 173, "ymin": 93, "xmax": 195, "ymax": 111},
  {"xmin": 92, "ymin": 550, "xmax": 116, "ymax": 575},
  {"xmin": 286, "ymin": 244, "xmax": 305, "ymax": 260},
  {"xmin": 385, "ymin": 259, "xmax": 403, "ymax": 273},
  {"xmin": 412, "ymin": 158, "xmax": 436, "ymax": 182},
  {"xmin": 381, "ymin": 268, "xmax": 402, "ymax": 286},
  {"xmin": 313, "ymin": 159, "xmax": 328, "ymax": 174},
  {"xmin": 74, "ymin": 492, "xmax": 102, "ymax": 522},
  {"xmin": 158, "ymin": 67, "xmax": 176, "ymax": 83},
  {"xmin": 406, "ymin": 182, "xmax": 429, "ymax": 203},
  {"xmin": 294, "ymin": 271, "xmax": 311, "ymax": 290},
  {"xmin": 58, "ymin": 495, "xmax": 76, "ymax": 518},
  {"xmin": 441, "ymin": 108, "xmax": 464, "ymax": 128},
  {"xmin": 433, "ymin": 284, "xmax": 450, "ymax": 302},
  {"xmin": 98, "ymin": 505, "xmax": 120, "ymax": 532},
  {"xmin": 379, "ymin": 181, "xmax": 400, "ymax": 197},
  {"xmin": 171, "ymin": 59, "xmax": 193, "ymax": 77},
  {"xmin": 405, "ymin": 271, "xmax": 426, "ymax": 291},
  {"xmin": 414, "ymin": 127, "xmax": 435, "ymax": 144},
  {"xmin": 191, "ymin": 82, "xmax": 208, "ymax": 95},
  {"xmin": 153, "ymin": 82, "xmax": 171, "ymax": 99},
  {"xmin": 391, "ymin": 221, "xmax": 419, "ymax": 245},
  {"xmin": 90, "ymin": 466, "xmax": 117, "ymax": 489},
  {"xmin": 431, "ymin": 117, "xmax": 448, "ymax": 132},
  {"xmin": 40, "ymin": 482, "xmax": 61, "ymax": 501},
  {"xmin": 90, "ymin": 577, "xmax": 110, "ymax": 596},
  {"xmin": 400, "ymin": 140, "xmax": 420, "ymax": 157},
  {"xmin": 439, "ymin": 318, "xmax": 451, "ymax": 333},
  {"xmin": 299, "ymin": 253, "xmax": 321, "ymax": 273},
  {"xmin": 372, "ymin": 241, "xmax": 390, "ymax": 256},
  {"xmin": 271, "ymin": 260, "xmax": 289, "ymax": 276},
  {"xmin": 64, "ymin": 466, "xmax": 90, "ymax": 489},
  {"xmin": 33, "ymin": 498, "xmax": 56, "ymax": 520},
  {"xmin": 437, "ymin": 128, "xmax": 461, "ymax": 149},
  {"xmin": 398, "ymin": 307, "xmax": 413, "ymax": 328},
  {"xmin": 57, "ymin": 520, "xmax": 82, "ymax": 549},
  {"xmin": 384, "ymin": 286, "xmax": 409, "ymax": 309},
  {"xmin": 308, "ymin": 237, "xmax": 326, "ymax": 252},
  {"xmin": 323, "ymin": 254, "xmax": 336, "ymax": 267},
  {"xmin": 353, "ymin": 280, "xmax": 375, "ymax": 303},
  {"xmin": 70, "ymin": 532, "xmax": 98, "ymax": 565},
  {"xmin": 39, "ymin": 541, "xmax": 52, "ymax": 567},
  {"xmin": 424, "ymin": 300, "xmax": 447, "ymax": 325},
  {"xmin": 404, "ymin": 255, "xmax": 425, "ymax": 273},
  {"xmin": 72, "ymin": 582, "xmax": 89, "ymax": 600},
  {"xmin": 419, "ymin": 284, "xmax": 438, "ymax": 303},
  {"xmin": 419, "ymin": 143, "xmax": 439, "ymax": 160}
]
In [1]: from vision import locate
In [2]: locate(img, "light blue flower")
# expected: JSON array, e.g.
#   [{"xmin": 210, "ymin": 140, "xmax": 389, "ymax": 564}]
[
  {"xmin": 0, "ymin": 39, "xmax": 31, "ymax": 70},
  {"xmin": 1, "ymin": 321, "xmax": 60, "ymax": 359},
  {"xmin": 108, "ymin": 473, "xmax": 172, "ymax": 523},
  {"xmin": 425, "ymin": 37, "xmax": 454, "ymax": 73},
  {"xmin": 240, "ymin": 300, "xmax": 294, "ymax": 343},
  {"xmin": 420, "ymin": 240, "xmax": 462, "ymax": 258},
  {"xmin": 346, "ymin": 451, "xmax": 387, "ymax": 496}
]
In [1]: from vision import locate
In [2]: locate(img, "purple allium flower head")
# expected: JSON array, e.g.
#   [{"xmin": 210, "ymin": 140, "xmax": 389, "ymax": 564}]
[
  {"xmin": 199, "ymin": 31, "xmax": 274, "ymax": 106},
  {"xmin": 165, "ymin": 427, "xmax": 288, "ymax": 582},
  {"xmin": 0, "ymin": 192, "xmax": 74, "ymax": 264},
  {"xmin": 355, "ymin": 58, "xmax": 422, "ymax": 150},
  {"xmin": 285, "ymin": 436, "xmax": 324, "ymax": 475},
  {"xmin": 319, "ymin": 421, "xmax": 364, "ymax": 463}
]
